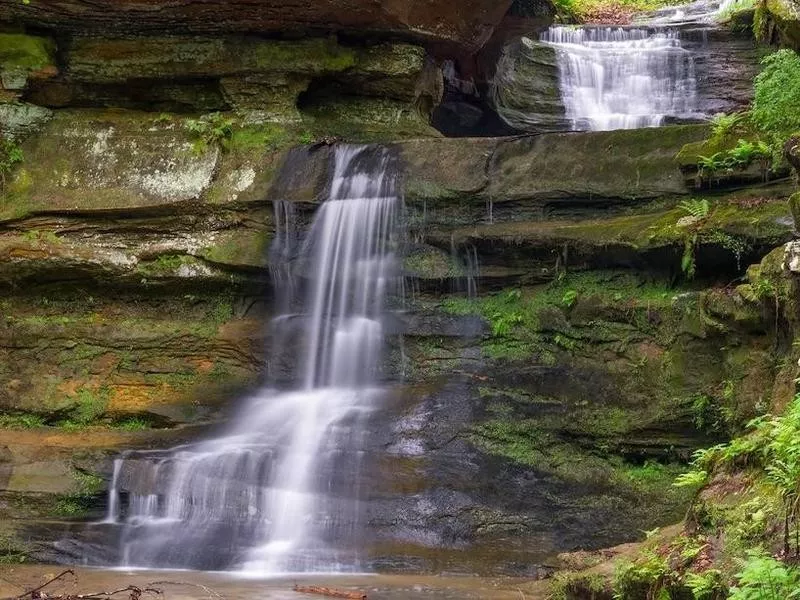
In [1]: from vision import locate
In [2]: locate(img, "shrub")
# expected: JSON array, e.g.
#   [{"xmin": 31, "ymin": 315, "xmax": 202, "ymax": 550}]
[
  {"xmin": 752, "ymin": 50, "xmax": 800, "ymax": 147},
  {"xmin": 729, "ymin": 551, "xmax": 800, "ymax": 600}
]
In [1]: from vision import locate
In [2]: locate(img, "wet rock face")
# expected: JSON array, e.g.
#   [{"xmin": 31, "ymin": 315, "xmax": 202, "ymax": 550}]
[
  {"xmin": 0, "ymin": 0, "xmax": 513, "ymax": 52},
  {"xmin": 0, "ymin": 99, "xmax": 795, "ymax": 572}
]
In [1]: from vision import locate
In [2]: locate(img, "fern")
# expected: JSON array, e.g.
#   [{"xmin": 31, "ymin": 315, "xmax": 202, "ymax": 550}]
[
  {"xmin": 679, "ymin": 199, "xmax": 710, "ymax": 219},
  {"xmin": 674, "ymin": 469, "xmax": 709, "ymax": 488},
  {"xmin": 711, "ymin": 112, "xmax": 746, "ymax": 139}
]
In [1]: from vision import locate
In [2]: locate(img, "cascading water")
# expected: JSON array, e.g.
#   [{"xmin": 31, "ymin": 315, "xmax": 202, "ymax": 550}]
[
  {"xmin": 101, "ymin": 145, "xmax": 402, "ymax": 574},
  {"xmin": 492, "ymin": 0, "xmax": 751, "ymax": 132},
  {"xmin": 492, "ymin": 26, "xmax": 699, "ymax": 132},
  {"xmin": 539, "ymin": 27, "xmax": 698, "ymax": 131}
]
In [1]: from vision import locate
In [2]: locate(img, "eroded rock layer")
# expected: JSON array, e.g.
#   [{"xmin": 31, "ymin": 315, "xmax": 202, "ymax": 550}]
[{"xmin": 1, "ymin": 105, "xmax": 797, "ymax": 571}]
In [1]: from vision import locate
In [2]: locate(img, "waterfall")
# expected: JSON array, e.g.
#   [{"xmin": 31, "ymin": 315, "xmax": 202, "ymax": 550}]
[
  {"xmin": 541, "ymin": 26, "xmax": 698, "ymax": 131},
  {"xmin": 492, "ymin": 23, "xmax": 700, "ymax": 132},
  {"xmin": 103, "ymin": 145, "xmax": 402, "ymax": 574}
]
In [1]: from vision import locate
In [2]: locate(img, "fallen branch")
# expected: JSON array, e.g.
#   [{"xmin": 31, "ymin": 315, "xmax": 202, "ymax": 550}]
[
  {"xmin": 292, "ymin": 584, "xmax": 367, "ymax": 599},
  {"xmin": 67, "ymin": 585, "xmax": 162, "ymax": 599},
  {"xmin": 15, "ymin": 569, "xmax": 75, "ymax": 599},
  {"xmin": 146, "ymin": 581, "xmax": 224, "ymax": 599}
]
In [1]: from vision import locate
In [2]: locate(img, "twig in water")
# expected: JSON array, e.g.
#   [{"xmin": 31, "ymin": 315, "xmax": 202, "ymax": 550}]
[
  {"xmin": 15, "ymin": 569, "xmax": 76, "ymax": 599},
  {"xmin": 147, "ymin": 581, "xmax": 225, "ymax": 599},
  {"xmin": 70, "ymin": 585, "xmax": 162, "ymax": 599}
]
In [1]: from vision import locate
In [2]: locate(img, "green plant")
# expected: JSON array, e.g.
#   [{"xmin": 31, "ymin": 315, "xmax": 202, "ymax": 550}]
[
  {"xmin": 715, "ymin": 0, "xmax": 755, "ymax": 21},
  {"xmin": 70, "ymin": 386, "xmax": 110, "ymax": 425},
  {"xmin": 752, "ymin": 50, "xmax": 800, "ymax": 147},
  {"xmin": 0, "ymin": 413, "xmax": 45, "ymax": 428},
  {"xmin": 728, "ymin": 139, "xmax": 771, "ymax": 167},
  {"xmin": 711, "ymin": 113, "xmax": 747, "ymax": 139},
  {"xmin": 729, "ymin": 551, "xmax": 800, "ymax": 600},
  {"xmin": 675, "ymin": 468, "xmax": 710, "ymax": 489},
  {"xmin": 762, "ymin": 399, "xmax": 800, "ymax": 555},
  {"xmin": 682, "ymin": 234, "xmax": 698, "ymax": 279},
  {"xmin": 613, "ymin": 550, "xmax": 675, "ymax": 600},
  {"xmin": 679, "ymin": 199, "xmax": 711, "ymax": 220},
  {"xmin": 0, "ymin": 534, "xmax": 26, "ymax": 564},
  {"xmin": 561, "ymin": 289, "xmax": 579, "ymax": 308},
  {"xmin": 185, "ymin": 113, "xmax": 235, "ymax": 152},
  {"xmin": 698, "ymin": 153, "xmax": 728, "ymax": 178},
  {"xmin": 112, "ymin": 417, "xmax": 151, "ymax": 431},
  {"xmin": 685, "ymin": 569, "xmax": 726, "ymax": 600},
  {"xmin": 0, "ymin": 136, "xmax": 23, "ymax": 191}
]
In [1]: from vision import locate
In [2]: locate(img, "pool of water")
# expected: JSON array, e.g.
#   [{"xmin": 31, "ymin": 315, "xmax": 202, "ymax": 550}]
[{"xmin": 0, "ymin": 566, "xmax": 549, "ymax": 600}]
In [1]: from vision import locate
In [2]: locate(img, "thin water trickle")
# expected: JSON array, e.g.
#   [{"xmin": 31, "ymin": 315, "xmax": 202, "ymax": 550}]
[{"xmin": 102, "ymin": 145, "xmax": 403, "ymax": 574}]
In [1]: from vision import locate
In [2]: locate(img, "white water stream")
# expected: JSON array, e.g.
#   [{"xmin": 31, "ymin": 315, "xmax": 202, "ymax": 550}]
[
  {"xmin": 539, "ymin": 26, "xmax": 698, "ymax": 130},
  {"xmin": 103, "ymin": 146, "xmax": 402, "ymax": 574},
  {"xmin": 493, "ymin": 0, "xmax": 744, "ymax": 131}
]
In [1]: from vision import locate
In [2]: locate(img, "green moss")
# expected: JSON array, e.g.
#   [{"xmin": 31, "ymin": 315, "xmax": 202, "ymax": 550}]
[
  {"xmin": 763, "ymin": 0, "xmax": 800, "ymax": 48},
  {"xmin": 51, "ymin": 469, "xmax": 105, "ymax": 519},
  {"xmin": 68, "ymin": 386, "xmax": 110, "ymax": 425},
  {"xmin": 550, "ymin": 572, "xmax": 609, "ymax": 600},
  {"xmin": 110, "ymin": 417, "xmax": 152, "ymax": 431},
  {"xmin": 228, "ymin": 124, "xmax": 292, "ymax": 151},
  {"xmin": 137, "ymin": 253, "xmax": 196, "ymax": 276},
  {"xmin": 247, "ymin": 37, "xmax": 356, "ymax": 73},
  {"xmin": 0, "ymin": 33, "xmax": 55, "ymax": 72},
  {"xmin": 302, "ymin": 97, "xmax": 438, "ymax": 141},
  {"xmin": 440, "ymin": 271, "xmax": 681, "ymax": 361},
  {"xmin": 0, "ymin": 413, "xmax": 45, "ymax": 429},
  {"xmin": 470, "ymin": 415, "xmax": 689, "ymax": 505},
  {"xmin": 199, "ymin": 230, "xmax": 270, "ymax": 268}
]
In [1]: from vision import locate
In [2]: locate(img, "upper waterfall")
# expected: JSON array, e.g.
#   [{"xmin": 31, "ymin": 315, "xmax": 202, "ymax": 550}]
[
  {"xmin": 491, "ymin": 0, "xmax": 750, "ymax": 133},
  {"xmin": 98, "ymin": 145, "xmax": 403, "ymax": 574},
  {"xmin": 540, "ymin": 26, "xmax": 698, "ymax": 131}
]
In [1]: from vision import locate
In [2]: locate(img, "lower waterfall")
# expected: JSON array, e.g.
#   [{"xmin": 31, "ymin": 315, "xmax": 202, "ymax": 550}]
[{"xmin": 102, "ymin": 145, "xmax": 402, "ymax": 574}]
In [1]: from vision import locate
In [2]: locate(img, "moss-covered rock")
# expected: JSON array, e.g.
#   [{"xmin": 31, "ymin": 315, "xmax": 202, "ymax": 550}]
[
  {"xmin": 757, "ymin": 0, "xmax": 800, "ymax": 49},
  {"xmin": 426, "ymin": 198, "xmax": 792, "ymax": 281},
  {"xmin": 0, "ymin": 294, "xmax": 262, "ymax": 424},
  {"xmin": 0, "ymin": 34, "xmax": 56, "ymax": 94}
]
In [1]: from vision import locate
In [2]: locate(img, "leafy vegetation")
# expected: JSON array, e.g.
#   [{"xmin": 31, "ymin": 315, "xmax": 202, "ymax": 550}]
[
  {"xmin": 440, "ymin": 271, "xmax": 678, "ymax": 360},
  {"xmin": 716, "ymin": 0, "xmax": 756, "ymax": 22},
  {"xmin": 680, "ymin": 199, "xmax": 711, "ymax": 220},
  {"xmin": 53, "ymin": 469, "xmax": 105, "ymax": 519},
  {"xmin": 696, "ymin": 140, "xmax": 771, "ymax": 181},
  {"xmin": 752, "ymin": 50, "xmax": 800, "ymax": 152},
  {"xmin": 185, "ymin": 112, "xmax": 234, "ymax": 153},
  {"xmin": 0, "ymin": 413, "xmax": 45, "ymax": 429},
  {"xmin": 679, "ymin": 394, "xmax": 800, "ymax": 560},
  {"xmin": 729, "ymin": 551, "xmax": 800, "ymax": 599},
  {"xmin": 0, "ymin": 136, "xmax": 23, "ymax": 192},
  {"xmin": 111, "ymin": 417, "xmax": 152, "ymax": 431}
]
